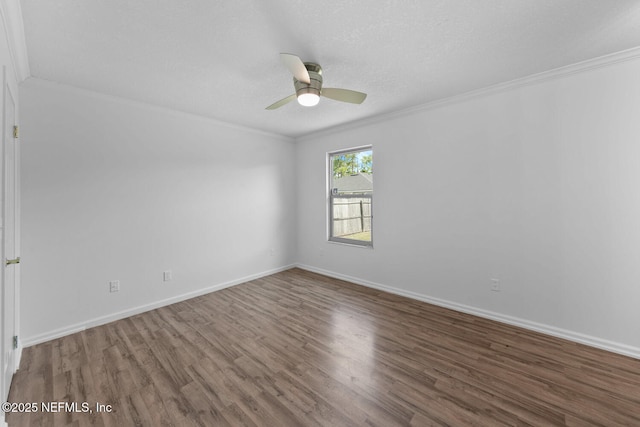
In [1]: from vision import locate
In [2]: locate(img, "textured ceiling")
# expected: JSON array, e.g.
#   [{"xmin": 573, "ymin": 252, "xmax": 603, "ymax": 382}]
[{"xmin": 20, "ymin": 0, "xmax": 640, "ymax": 138}]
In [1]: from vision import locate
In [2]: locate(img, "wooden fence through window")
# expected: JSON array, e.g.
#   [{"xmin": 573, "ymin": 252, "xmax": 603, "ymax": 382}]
[{"xmin": 331, "ymin": 195, "xmax": 372, "ymax": 237}]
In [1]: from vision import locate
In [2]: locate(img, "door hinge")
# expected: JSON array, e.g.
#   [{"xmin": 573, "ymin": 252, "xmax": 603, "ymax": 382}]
[
  {"xmin": 13, "ymin": 125, "xmax": 18, "ymax": 139},
  {"xmin": 13, "ymin": 336, "xmax": 18, "ymax": 349},
  {"xmin": 5, "ymin": 257, "xmax": 20, "ymax": 266}
]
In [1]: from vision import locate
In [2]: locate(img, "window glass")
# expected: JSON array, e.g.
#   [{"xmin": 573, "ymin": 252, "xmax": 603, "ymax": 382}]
[{"xmin": 328, "ymin": 148, "xmax": 373, "ymax": 246}]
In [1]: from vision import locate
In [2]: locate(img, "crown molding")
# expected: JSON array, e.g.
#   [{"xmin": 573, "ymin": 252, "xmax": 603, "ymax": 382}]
[
  {"xmin": 22, "ymin": 77, "xmax": 296, "ymax": 142},
  {"xmin": 297, "ymin": 45, "xmax": 640, "ymax": 142},
  {"xmin": 0, "ymin": 0, "xmax": 30, "ymax": 82}
]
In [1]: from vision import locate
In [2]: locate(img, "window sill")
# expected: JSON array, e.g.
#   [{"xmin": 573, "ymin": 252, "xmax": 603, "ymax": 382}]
[{"xmin": 327, "ymin": 239, "xmax": 374, "ymax": 249}]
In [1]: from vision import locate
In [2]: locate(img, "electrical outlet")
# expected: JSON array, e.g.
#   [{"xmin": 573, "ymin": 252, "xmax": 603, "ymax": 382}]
[
  {"xmin": 491, "ymin": 278, "xmax": 500, "ymax": 292},
  {"xmin": 109, "ymin": 280, "xmax": 120, "ymax": 293},
  {"xmin": 163, "ymin": 270, "xmax": 172, "ymax": 282},
  {"xmin": 269, "ymin": 248, "xmax": 275, "ymax": 257}
]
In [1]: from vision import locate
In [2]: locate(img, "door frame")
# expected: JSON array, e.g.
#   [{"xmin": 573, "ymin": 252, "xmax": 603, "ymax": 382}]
[{"xmin": 0, "ymin": 63, "xmax": 20, "ymax": 404}]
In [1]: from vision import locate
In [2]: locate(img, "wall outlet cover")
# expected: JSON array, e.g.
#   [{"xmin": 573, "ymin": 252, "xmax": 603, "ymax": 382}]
[{"xmin": 109, "ymin": 280, "xmax": 120, "ymax": 293}]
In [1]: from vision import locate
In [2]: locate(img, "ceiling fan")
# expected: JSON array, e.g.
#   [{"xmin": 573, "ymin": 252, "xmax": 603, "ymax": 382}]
[{"xmin": 266, "ymin": 53, "xmax": 367, "ymax": 110}]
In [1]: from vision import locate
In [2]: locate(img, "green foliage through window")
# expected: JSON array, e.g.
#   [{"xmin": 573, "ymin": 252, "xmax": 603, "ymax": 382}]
[{"xmin": 332, "ymin": 150, "xmax": 372, "ymax": 178}]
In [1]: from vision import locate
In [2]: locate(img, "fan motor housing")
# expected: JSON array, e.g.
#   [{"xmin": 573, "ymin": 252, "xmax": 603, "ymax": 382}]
[{"xmin": 294, "ymin": 62, "xmax": 323, "ymax": 97}]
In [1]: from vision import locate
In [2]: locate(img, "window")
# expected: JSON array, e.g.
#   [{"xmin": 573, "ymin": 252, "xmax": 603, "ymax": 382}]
[{"xmin": 328, "ymin": 147, "xmax": 373, "ymax": 247}]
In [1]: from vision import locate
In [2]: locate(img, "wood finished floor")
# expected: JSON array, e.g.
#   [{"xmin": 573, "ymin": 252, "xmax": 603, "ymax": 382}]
[{"xmin": 7, "ymin": 268, "xmax": 640, "ymax": 426}]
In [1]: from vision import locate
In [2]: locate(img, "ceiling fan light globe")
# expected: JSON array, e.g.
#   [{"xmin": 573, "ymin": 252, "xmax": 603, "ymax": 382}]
[{"xmin": 297, "ymin": 92, "xmax": 320, "ymax": 107}]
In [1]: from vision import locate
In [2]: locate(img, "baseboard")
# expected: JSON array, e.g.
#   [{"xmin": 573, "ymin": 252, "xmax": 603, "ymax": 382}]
[
  {"xmin": 296, "ymin": 263, "xmax": 640, "ymax": 360},
  {"xmin": 22, "ymin": 264, "xmax": 296, "ymax": 347},
  {"xmin": 22, "ymin": 263, "xmax": 640, "ymax": 359}
]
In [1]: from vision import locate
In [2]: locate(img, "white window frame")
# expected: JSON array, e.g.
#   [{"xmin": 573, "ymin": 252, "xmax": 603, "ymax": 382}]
[{"xmin": 327, "ymin": 146, "xmax": 373, "ymax": 248}]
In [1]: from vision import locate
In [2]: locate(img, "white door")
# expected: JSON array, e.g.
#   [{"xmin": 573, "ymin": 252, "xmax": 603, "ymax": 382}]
[{"xmin": 1, "ymin": 66, "xmax": 18, "ymax": 401}]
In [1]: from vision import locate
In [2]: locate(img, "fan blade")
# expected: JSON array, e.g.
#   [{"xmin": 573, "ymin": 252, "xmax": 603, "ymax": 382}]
[
  {"xmin": 322, "ymin": 88, "xmax": 367, "ymax": 104},
  {"xmin": 265, "ymin": 94, "xmax": 296, "ymax": 110},
  {"xmin": 280, "ymin": 53, "xmax": 311, "ymax": 84}
]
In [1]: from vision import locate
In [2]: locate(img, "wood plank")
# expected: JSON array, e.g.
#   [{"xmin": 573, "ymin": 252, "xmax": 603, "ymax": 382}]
[{"xmin": 7, "ymin": 268, "xmax": 640, "ymax": 426}]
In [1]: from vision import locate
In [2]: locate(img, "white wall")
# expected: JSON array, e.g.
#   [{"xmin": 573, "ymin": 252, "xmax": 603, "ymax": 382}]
[
  {"xmin": 296, "ymin": 54, "xmax": 640, "ymax": 356},
  {"xmin": 20, "ymin": 78, "xmax": 296, "ymax": 344},
  {"xmin": 18, "ymin": 52, "xmax": 640, "ymax": 357}
]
